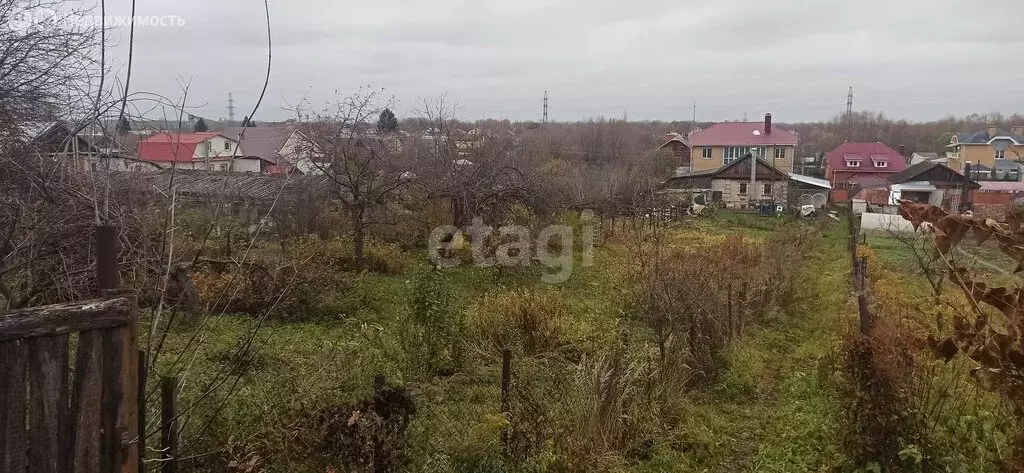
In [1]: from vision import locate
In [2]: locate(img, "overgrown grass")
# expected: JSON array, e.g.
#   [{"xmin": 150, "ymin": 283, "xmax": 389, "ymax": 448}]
[{"xmin": 146, "ymin": 212, "xmax": 850, "ymax": 472}]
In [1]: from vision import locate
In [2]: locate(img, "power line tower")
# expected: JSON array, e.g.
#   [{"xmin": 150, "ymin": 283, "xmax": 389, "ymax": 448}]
[
  {"xmin": 542, "ymin": 90, "xmax": 549, "ymax": 124},
  {"xmin": 846, "ymin": 86, "xmax": 853, "ymax": 116},
  {"xmin": 846, "ymin": 86, "xmax": 854, "ymax": 139},
  {"xmin": 228, "ymin": 93, "xmax": 236, "ymax": 122}
]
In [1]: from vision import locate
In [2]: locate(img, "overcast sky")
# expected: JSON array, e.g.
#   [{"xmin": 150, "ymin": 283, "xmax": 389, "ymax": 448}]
[{"xmin": 102, "ymin": 0, "xmax": 1024, "ymax": 123}]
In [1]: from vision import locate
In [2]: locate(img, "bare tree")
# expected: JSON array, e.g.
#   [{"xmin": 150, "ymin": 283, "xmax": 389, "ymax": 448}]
[
  {"xmin": 294, "ymin": 89, "xmax": 414, "ymax": 269},
  {"xmin": 0, "ymin": 0, "xmax": 98, "ymax": 121}
]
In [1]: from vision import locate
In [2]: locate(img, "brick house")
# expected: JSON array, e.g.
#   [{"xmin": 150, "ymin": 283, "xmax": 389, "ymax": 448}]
[
  {"xmin": 825, "ymin": 142, "xmax": 908, "ymax": 202},
  {"xmin": 687, "ymin": 114, "xmax": 798, "ymax": 173}
]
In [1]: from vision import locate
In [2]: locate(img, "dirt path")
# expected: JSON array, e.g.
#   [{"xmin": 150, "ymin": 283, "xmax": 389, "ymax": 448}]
[{"xmin": 671, "ymin": 226, "xmax": 849, "ymax": 472}]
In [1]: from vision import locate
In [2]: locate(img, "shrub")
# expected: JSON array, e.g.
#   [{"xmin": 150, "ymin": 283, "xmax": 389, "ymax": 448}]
[
  {"xmin": 399, "ymin": 270, "xmax": 465, "ymax": 377},
  {"xmin": 468, "ymin": 289, "xmax": 571, "ymax": 355}
]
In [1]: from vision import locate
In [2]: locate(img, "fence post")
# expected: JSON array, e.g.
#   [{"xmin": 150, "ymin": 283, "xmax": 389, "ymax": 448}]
[
  {"xmin": 372, "ymin": 374, "xmax": 386, "ymax": 473},
  {"xmin": 96, "ymin": 225, "xmax": 119, "ymax": 296},
  {"xmin": 857, "ymin": 256, "xmax": 871, "ymax": 335},
  {"xmin": 138, "ymin": 351, "xmax": 147, "ymax": 473},
  {"xmin": 160, "ymin": 377, "xmax": 177, "ymax": 473},
  {"xmin": 727, "ymin": 283, "xmax": 734, "ymax": 340},
  {"xmin": 500, "ymin": 349, "xmax": 511, "ymax": 459}
]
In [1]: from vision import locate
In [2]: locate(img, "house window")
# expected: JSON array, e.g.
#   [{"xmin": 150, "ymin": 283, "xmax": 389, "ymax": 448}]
[
  {"xmin": 701, "ymin": 148, "xmax": 712, "ymax": 159},
  {"xmin": 224, "ymin": 141, "xmax": 231, "ymax": 151},
  {"xmin": 774, "ymin": 148, "xmax": 786, "ymax": 160},
  {"xmin": 874, "ymin": 161, "xmax": 888, "ymax": 168},
  {"xmin": 996, "ymin": 150, "xmax": 1006, "ymax": 159},
  {"xmin": 739, "ymin": 182, "xmax": 748, "ymax": 195},
  {"xmin": 763, "ymin": 182, "xmax": 772, "ymax": 194},
  {"xmin": 846, "ymin": 160, "xmax": 861, "ymax": 168},
  {"xmin": 724, "ymin": 146, "xmax": 767, "ymax": 164}
]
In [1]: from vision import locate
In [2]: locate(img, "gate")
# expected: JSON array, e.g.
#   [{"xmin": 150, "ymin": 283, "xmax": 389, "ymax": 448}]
[
  {"xmin": 1, "ymin": 224, "xmax": 139, "ymax": 473},
  {"xmin": 0, "ymin": 297, "xmax": 139, "ymax": 473}
]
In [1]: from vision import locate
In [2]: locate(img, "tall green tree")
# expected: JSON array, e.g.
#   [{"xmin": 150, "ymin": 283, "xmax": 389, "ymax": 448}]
[
  {"xmin": 193, "ymin": 117, "xmax": 208, "ymax": 132},
  {"xmin": 241, "ymin": 116, "xmax": 256, "ymax": 127},
  {"xmin": 377, "ymin": 108, "xmax": 398, "ymax": 134}
]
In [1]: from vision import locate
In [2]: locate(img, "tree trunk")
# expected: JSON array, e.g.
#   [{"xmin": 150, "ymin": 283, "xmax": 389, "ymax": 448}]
[{"xmin": 353, "ymin": 206, "xmax": 366, "ymax": 271}]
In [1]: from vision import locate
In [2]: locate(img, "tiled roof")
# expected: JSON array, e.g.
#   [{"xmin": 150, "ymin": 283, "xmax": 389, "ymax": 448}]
[
  {"xmin": 688, "ymin": 122, "xmax": 798, "ymax": 146},
  {"xmin": 825, "ymin": 142, "xmax": 907, "ymax": 172}
]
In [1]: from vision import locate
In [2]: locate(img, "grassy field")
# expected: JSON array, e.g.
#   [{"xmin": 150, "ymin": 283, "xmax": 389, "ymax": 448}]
[{"xmin": 146, "ymin": 212, "xmax": 854, "ymax": 472}]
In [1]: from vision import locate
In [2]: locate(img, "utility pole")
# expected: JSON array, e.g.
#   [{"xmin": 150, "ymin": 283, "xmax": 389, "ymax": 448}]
[
  {"xmin": 692, "ymin": 99, "xmax": 696, "ymax": 124},
  {"xmin": 542, "ymin": 91, "xmax": 549, "ymax": 125},
  {"xmin": 228, "ymin": 92, "xmax": 236, "ymax": 122},
  {"xmin": 846, "ymin": 86, "xmax": 853, "ymax": 140}
]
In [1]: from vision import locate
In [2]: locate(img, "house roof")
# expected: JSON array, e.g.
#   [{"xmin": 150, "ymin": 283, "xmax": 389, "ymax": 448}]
[
  {"xmin": 788, "ymin": 173, "xmax": 831, "ymax": 189},
  {"xmin": 887, "ymin": 161, "xmax": 979, "ymax": 188},
  {"xmin": 687, "ymin": 122, "xmax": 798, "ymax": 146},
  {"xmin": 978, "ymin": 181, "xmax": 1024, "ymax": 192},
  {"xmin": 137, "ymin": 132, "xmax": 229, "ymax": 162},
  {"xmin": 224, "ymin": 126, "xmax": 295, "ymax": 164},
  {"xmin": 825, "ymin": 142, "xmax": 907, "ymax": 173},
  {"xmin": 658, "ymin": 136, "xmax": 689, "ymax": 149},
  {"xmin": 955, "ymin": 129, "xmax": 1024, "ymax": 145},
  {"xmin": 124, "ymin": 169, "xmax": 333, "ymax": 202},
  {"xmin": 663, "ymin": 154, "xmax": 788, "ymax": 188}
]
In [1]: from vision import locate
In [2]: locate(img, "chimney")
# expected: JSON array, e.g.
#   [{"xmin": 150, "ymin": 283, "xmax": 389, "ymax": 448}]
[
  {"xmin": 764, "ymin": 113, "xmax": 772, "ymax": 135},
  {"xmin": 1011, "ymin": 125, "xmax": 1024, "ymax": 136},
  {"xmin": 988, "ymin": 125, "xmax": 999, "ymax": 138},
  {"xmin": 899, "ymin": 145, "xmax": 905, "ymax": 157}
]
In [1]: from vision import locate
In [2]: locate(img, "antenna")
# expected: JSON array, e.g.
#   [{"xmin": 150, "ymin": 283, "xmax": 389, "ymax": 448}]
[
  {"xmin": 542, "ymin": 91, "xmax": 549, "ymax": 124},
  {"xmin": 228, "ymin": 92, "xmax": 236, "ymax": 122},
  {"xmin": 692, "ymin": 99, "xmax": 696, "ymax": 124}
]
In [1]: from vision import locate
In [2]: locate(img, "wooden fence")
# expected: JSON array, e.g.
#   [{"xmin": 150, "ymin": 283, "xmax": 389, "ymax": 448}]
[{"xmin": 0, "ymin": 297, "xmax": 139, "ymax": 473}]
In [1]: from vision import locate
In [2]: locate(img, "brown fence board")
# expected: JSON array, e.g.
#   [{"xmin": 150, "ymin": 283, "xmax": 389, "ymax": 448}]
[
  {"xmin": 1, "ymin": 340, "xmax": 28, "ymax": 473},
  {"xmin": 27, "ymin": 334, "xmax": 70, "ymax": 473},
  {"xmin": 100, "ymin": 328, "xmax": 124, "ymax": 473},
  {"xmin": 119, "ymin": 323, "xmax": 139, "ymax": 473},
  {"xmin": 69, "ymin": 330, "xmax": 104, "ymax": 473},
  {"xmin": 0, "ymin": 298, "xmax": 132, "ymax": 342}
]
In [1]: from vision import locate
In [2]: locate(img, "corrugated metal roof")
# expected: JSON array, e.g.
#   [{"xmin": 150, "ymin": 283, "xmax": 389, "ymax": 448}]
[
  {"xmin": 788, "ymin": 173, "xmax": 831, "ymax": 189},
  {"xmin": 978, "ymin": 181, "xmax": 1024, "ymax": 192},
  {"xmin": 688, "ymin": 122, "xmax": 798, "ymax": 146}
]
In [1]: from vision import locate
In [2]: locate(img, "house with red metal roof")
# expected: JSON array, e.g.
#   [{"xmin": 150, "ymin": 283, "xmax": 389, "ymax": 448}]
[
  {"xmin": 824, "ymin": 142, "xmax": 908, "ymax": 201},
  {"xmin": 687, "ymin": 114, "xmax": 798, "ymax": 173},
  {"xmin": 136, "ymin": 132, "xmax": 269, "ymax": 172}
]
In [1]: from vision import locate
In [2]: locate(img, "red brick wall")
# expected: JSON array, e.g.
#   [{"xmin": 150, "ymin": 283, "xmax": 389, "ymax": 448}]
[
  {"xmin": 973, "ymin": 203, "xmax": 1010, "ymax": 221},
  {"xmin": 972, "ymin": 192, "xmax": 1012, "ymax": 205}
]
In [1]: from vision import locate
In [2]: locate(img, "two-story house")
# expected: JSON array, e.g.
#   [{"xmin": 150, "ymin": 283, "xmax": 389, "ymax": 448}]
[
  {"xmin": 137, "ymin": 132, "xmax": 268, "ymax": 172},
  {"xmin": 946, "ymin": 125, "xmax": 1024, "ymax": 174},
  {"xmin": 824, "ymin": 142, "xmax": 908, "ymax": 201},
  {"xmin": 688, "ymin": 114, "xmax": 798, "ymax": 173}
]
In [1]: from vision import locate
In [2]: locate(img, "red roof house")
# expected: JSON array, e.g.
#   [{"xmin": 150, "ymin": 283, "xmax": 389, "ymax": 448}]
[
  {"xmin": 137, "ymin": 132, "xmax": 230, "ymax": 162},
  {"xmin": 136, "ymin": 132, "xmax": 268, "ymax": 172},
  {"xmin": 825, "ymin": 142, "xmax": 908, "ymax": 201}
]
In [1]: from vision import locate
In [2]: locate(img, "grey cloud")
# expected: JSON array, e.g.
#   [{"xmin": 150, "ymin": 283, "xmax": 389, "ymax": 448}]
[{"xmin": 100, "ymin": 0, "xmax": 1024, "ymax": 123}]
